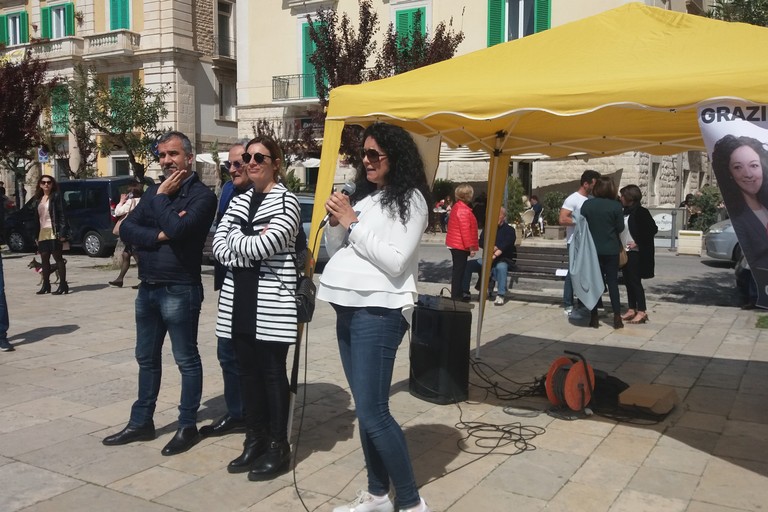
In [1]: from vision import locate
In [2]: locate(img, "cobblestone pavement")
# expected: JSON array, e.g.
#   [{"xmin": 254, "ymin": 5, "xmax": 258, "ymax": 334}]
[{"xmin": 1, "ymin": 249, "xmax": 767, "ymax": 512}]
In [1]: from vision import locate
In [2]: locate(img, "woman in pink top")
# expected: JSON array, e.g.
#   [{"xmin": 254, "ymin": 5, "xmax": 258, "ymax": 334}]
[{"xmin": 445, "ymin": 183, "xmax": 479, "ymax": 299}]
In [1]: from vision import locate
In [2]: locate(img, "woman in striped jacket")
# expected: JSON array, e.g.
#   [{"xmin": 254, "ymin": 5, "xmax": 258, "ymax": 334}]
[{"xmin": 212, "ymin": 136, "xmax": 301, "ymax": 482}]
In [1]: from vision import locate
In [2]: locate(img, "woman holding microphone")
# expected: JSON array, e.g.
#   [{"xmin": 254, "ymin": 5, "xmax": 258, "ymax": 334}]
[{"xmin": 318, "ymin": 122, "xmax": 432, "ymax": 512}]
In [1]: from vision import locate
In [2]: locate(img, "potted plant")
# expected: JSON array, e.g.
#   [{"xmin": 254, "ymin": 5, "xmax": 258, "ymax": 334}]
[{"xmin": 542, "ymin": 191, "xmax": 567, "ymax": 239}]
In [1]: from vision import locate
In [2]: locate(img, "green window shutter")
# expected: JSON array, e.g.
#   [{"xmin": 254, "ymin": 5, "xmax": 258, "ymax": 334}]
[
  {"xmin": 534, "ymin": 0, "xmax": 551, "ymax": 33},
  {"xmin": 395, "ymin": 7, "xmax": 425, "ymax": 50},
  {"xmin": 52, "ymin": 86, "xmax": 69, "ymax": 135},
  {"xmin": 65, "ymin": 3, "xmax": 75, "ymax": 36},
  {"xmin": 396, "ymin": 8, "xmax": 425, "ymax": 36},
  {"xmin": 41, "ymin": 7, "xmax": 51, "ymax": 39},
  {"xmin": 395, "ymin": 10, "xmax": 411, "ymax": 34},
  {"xmin": 302, "ymin": 22, "xmax": 317, "ymax": 98},
  {"xmin": 110, "ymin": 76, "xmax": 132, "ymax": 122},
  {"xmin": 19, "ymin": 11, "xmax": 29, "ymax": 43},
  {"xmin": 0, "ymin": 16, "xmax": 7, "ymax": 45},
  {"xmin": 488, "ymin": 0, "xmax": 504, "ymax": 47},
  {"xmin": 110, "ymin": 0, "xmax": 129, "ymax": 30},
  {"xmin": 416, "ymin": 7, "xmax": 426, "ymax": 35}
]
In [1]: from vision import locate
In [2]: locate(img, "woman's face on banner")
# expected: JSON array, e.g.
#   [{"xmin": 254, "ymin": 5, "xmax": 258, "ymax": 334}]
[{"xmin": 729, "ymin": 144, "xmax": 763, "ymax": 198}]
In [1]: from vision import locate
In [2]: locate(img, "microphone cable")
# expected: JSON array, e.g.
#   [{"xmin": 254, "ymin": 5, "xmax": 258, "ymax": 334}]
[{"xmin": 289, "ymin": 216, "xmax": 325, "ymax": 512}]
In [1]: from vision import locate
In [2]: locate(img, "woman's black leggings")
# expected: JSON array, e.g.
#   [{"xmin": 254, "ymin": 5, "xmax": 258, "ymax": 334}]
[{"xmin": 231, "ymin": 335, "xmax": 290, "ymax": 441}]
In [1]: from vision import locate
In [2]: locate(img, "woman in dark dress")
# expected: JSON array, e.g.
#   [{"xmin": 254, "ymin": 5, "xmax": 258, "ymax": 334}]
[
  {"xmin": 580, "ymin": 177, "xmax": 625, "ymax": 329},
  {"xmin": 619, "ymin": 185, "xmax": 658, "ymax": 324}
]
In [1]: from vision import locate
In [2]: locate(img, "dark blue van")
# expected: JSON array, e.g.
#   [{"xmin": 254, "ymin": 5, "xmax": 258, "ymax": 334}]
[{"xmin": 5, "ymin": 176, "xmax": 154, "ymax": 257}]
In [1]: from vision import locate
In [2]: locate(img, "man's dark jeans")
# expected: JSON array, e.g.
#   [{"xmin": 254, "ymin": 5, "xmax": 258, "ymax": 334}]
[{"xmin": 130, "ymin": 283, "xmax": 203, "ymax": 428}]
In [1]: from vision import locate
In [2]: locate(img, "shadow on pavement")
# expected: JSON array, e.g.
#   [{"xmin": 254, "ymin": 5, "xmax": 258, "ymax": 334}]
[
  {"xmin": 8, "ymin": 324, "xmax": 79, "ymax": 346},
  {"xmin": 293, "ymin": 382, "xmax": 353, "ymax": 465},
  {"xmin": 453, "ymin": 333, "xmax": 768, "ymax": 480}
]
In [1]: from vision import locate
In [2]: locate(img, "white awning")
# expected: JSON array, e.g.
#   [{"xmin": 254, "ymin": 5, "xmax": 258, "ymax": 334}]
[{"xmin": 196, "ymin": 152, "xmax": 230, "ymax": 165}]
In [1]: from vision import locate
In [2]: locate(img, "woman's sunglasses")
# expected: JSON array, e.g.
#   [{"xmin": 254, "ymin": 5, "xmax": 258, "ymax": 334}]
[
  {"xmin": 361, "ymin": 148, "xmax": 387, "ymax": 163},
  {"xmin": 40, "ymin": 180, "xmax": 53, "ymax": 185},
  {"xmin": 242, "ymin": 152, "xmax": 272, "ymax": 165}
]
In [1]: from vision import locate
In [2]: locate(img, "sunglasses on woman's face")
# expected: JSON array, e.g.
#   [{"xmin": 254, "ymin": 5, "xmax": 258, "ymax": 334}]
[
  {"xmin": 242, "ymin": 152, "xmax": 272, "ymax": 165},
  {"xmin": 40, "ymin": 181, "xmax": 53, "ymax": 185},
  {"xmin": 223, "ymin": 160, "xmax": 244, "ymax": 171},
  {"xmin": 361, "ymin": 148, "xmax": 387, "ymax": 163}
]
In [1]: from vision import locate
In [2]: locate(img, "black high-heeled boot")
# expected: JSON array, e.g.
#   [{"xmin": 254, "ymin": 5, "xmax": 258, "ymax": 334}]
[
  {"xmin": 227, "ymin": 428, "xmax": 268, "ymax": 474},
  {"xmin": 36, "ymin": 281, "xmax": 51, "ymax": 295},
  {"xmin": 247, "ymin": 439, "xmax": 291, "ymax": 481},
  {"xmin": 52, "ymin": 281, "xmax": 69, "ymax": 295}
]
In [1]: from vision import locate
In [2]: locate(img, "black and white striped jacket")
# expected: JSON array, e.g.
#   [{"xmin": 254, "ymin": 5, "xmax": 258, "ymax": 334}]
[{"xmin": 213, "ymin": 184, "xmax": 301, "ymax": 343}]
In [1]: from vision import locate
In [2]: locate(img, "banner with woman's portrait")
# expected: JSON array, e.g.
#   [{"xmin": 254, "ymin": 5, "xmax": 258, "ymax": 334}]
[{"xmin": 698, "ymin": 101, "xmax": 768, "ymax": 308}]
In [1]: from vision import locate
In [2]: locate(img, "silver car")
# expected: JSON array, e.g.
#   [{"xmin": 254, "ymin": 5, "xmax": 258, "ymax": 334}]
[
  {"xmin": 704, "ymin": 219, "xmax": 741, "ymax": 263},
  {"xmin": 296, "ymin": 193, "xmax": 328, "ymax": 266}
]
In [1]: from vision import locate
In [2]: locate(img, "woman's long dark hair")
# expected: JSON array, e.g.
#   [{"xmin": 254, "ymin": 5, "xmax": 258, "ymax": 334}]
[
  {"xmin": 712, "ymin": 134, "xmax": 768, "ymax": 217},
  {"xmin": 352, "ymin": 123, "xmax": 431, "ymax": 223},
  {"xmin": 33, "ymin": 175, "xmax": 59, "ymax": 200}
]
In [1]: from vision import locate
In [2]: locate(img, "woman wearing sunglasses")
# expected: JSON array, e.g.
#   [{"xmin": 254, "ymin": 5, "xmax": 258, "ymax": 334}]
[
  {"xmin": 318, "ymin": 123, "xmax": 432, "ymax": 512},
  {"xmin": 31, "ymin": 175, "xmax": 70, "ymax": 295},
  {"xmin": 212, "ymin": 136, "xmax": 301, "ymax": 482}
]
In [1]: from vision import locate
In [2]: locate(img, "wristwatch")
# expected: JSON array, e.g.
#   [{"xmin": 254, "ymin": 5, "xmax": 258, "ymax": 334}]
[{"xmin": 348, "ymin": 221, "xmax": 359, "ymax": 234}]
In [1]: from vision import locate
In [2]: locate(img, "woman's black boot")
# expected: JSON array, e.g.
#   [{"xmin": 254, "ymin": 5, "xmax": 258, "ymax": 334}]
[
  {"xmin": 52, "ymin": 282, "xmax": 69, "ymax": 295},
  {"xmin": 36, "ymin": 281, "xmax": 51, "ymax": 295},
  {"xmin": 589, "ymin": 309, "xmax": 600, "ymax": 328},
  {"xmin": 227, "ymin": 428, "xmax": 268, "ymax": 474},
  {"xmin": 247, "ymin": 439, "xmax": 290, "ymax": 481}
]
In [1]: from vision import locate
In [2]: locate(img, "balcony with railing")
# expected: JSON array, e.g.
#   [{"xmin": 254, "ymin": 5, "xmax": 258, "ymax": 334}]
[
  {"xmin": 213, "ymin": 37, "xmax": 236, "ymax": 60},
  {"xmin": 272, "ymin": 73, "xmax": 320, "ymax": 102},
  {"xmin": 83, "ymin": 30, "xmax": 141, "ymax": 59},
  {"xmin": 0, "ymin": 37, "xmax": 84, "ymax": 63},
  {"xmin": 31, "ymin": 37, "xmax": 84, "ymax": 61}
]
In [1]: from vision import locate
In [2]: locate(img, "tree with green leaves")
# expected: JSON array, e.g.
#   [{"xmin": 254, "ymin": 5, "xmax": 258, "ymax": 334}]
[
  {"xmin": 707, "ymin": 0, "xmax": 768, "ymax": 26},
  {"xmin": 0, "ymin": 51, "xmax": 56, "ymax": 206},
  {"xmin": 57, "ymin": 66, "xmax": 98, "ymax": 178},
  {"xmin": 67, "ymin": 65, "xmax": 168, "ymax": 181}
]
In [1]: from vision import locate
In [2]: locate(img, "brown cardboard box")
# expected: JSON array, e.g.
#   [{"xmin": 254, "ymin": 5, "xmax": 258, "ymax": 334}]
[{"xmin": 618, "ymin": 384, "xmax": 679, "ymax": 415}]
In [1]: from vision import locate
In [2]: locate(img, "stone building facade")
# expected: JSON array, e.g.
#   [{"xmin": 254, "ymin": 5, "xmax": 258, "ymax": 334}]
[{"xmin": 0, "ymin": 0, "xmax": 237, "ymax": 190}]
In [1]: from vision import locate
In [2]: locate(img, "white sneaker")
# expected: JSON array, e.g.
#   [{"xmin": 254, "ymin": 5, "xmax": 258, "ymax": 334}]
[
  {"xmin": 494, "ymin": 295, "xmax": 505, "ymax": 306},
  {"xmin": 399, "ymin": 497, "xmax": 431, "ymax": 512},
  {"xmin": 563, "ymin": 306, "xmax": 573, "ymax": 317},
  {"xmin": 333, "ymin": 490, "xmax": 394, "ymax": 512}
]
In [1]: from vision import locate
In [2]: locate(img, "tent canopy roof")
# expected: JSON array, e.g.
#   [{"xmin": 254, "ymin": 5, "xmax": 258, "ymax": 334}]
[{"xmin": 326, "ymin": 3, "xmax": 768, "ymax": 158}]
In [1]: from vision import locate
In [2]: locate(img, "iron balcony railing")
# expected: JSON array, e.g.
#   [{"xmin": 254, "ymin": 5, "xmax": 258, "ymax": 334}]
[{"xmin": 272, "ymin": 73, "xmax": 320, "ymax": 101}]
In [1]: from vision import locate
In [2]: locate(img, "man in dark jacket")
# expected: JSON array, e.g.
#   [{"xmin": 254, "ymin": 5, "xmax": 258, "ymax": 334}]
[
  {"xmin": 103, "ymin": 131, "xmax": 217, "ymax": 456},
  {"xmin": 0, "ymin": 204, "xmax": 11, "ymax": 352},
  {"xmin": 200, "ymin": 141, "xmax": 250, "ymax": 438},
  {"xmin": 462, "ymin": 207, "xmax": 517, "ymax": 305}
]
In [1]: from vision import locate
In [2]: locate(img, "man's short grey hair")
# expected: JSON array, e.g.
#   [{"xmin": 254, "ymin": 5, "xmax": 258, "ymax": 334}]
[{"xmin": 157, "ymin": 131, "xmax": 193, "ymax": 155}]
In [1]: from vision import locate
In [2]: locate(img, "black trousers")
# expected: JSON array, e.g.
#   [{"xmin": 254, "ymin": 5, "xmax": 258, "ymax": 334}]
[
  {"xmin": 623, "ymin": 252, "xmax": 647, "ymax": 312},
  {"xmin": 450, "ymin": 248, "xmax": 470, "ymax": 299},
  {"xmin": 231, "ymin": 335, "xmax": 290, "ymax": 441}
]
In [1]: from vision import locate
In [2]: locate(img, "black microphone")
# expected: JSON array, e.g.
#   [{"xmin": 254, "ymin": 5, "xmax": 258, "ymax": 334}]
[{"xmin": 319, "ymin": 182, "xmax": 356, "ymax": 228}]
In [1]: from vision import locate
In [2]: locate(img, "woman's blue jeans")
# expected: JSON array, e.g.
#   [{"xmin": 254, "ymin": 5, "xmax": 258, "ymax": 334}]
[
  {"xmin": 130, "ymin": 283, "xmax": 203, "ymax": 428},
  {"xmin": 332, "ymin": 304, "xmax": 420, "ymax": 510}
]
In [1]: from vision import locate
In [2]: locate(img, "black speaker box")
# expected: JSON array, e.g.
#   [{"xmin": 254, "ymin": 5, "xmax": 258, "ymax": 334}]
[{"xmin": 409, "ymin": 306, "xmax": 471, "ymax": 404}]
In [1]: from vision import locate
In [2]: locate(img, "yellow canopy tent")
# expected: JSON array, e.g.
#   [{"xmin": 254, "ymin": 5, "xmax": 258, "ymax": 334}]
[{"xmin": 309, "ymin": 3, "xmax": 768, "ymax": 350}]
